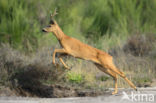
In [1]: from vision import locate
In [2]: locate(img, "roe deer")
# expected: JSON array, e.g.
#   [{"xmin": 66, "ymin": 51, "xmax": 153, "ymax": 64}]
[{"xmin": 42, "ymin": 9, "xmax": 137, "ymax": 94}]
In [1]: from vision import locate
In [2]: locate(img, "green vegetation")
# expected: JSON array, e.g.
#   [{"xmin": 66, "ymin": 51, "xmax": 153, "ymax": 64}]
[
  {"xmin": 1, "ymin": 0, "xmax": 156, "ymax": 50},
  {"xmin": 0, "ymin": 0, "xmax": 156, "ymax": 97},
  {"xmin": 66, "ymin": 72, "xmax": 83, "ymax": 84}
]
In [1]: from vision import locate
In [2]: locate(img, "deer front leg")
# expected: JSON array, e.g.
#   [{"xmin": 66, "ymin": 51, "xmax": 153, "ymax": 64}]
[
  {"xmin": 59, "ymin": 57, "xmax": 69, "ymax": 69},
  {"xmin": 52, "ymin": 49, "xmax": 68, "ymax": 67}
]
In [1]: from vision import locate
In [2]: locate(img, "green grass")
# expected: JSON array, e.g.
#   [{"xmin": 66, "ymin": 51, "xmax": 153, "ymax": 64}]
[{"xmin": 1, "ymin": 0, "xmax": 156, "ymax": 51}]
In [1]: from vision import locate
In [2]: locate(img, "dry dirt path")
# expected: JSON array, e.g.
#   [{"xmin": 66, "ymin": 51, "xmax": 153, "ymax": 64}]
[{"xmin": 0, "ymin": 87, "xmax": 156, "ymax": 103}]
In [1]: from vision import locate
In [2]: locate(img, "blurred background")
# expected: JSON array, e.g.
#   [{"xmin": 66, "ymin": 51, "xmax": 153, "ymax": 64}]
[{"xmin": 0, "ymin": 0, "xmax": 156, "ymax": 97}]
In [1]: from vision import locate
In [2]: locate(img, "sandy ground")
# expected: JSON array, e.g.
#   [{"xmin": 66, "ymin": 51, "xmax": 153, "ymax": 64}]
[{"xmin": 0, "ymin": 87, "xmax": 156, "ymax": 103}]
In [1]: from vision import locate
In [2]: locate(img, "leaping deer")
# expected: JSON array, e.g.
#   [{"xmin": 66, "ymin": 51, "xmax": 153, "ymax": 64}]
[{"xmin": 42, "ymin": 9, "xmax": 137, "ymax": 94}]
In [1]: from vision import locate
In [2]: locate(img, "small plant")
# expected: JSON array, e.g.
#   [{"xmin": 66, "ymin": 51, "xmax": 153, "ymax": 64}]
[
  {"xmin": 99, "ymin": 76, "xmax": 109, "ymax": 81},
  {"xmin": 66, "ymin": 72, "xmax": 83, "ymax": 84}
]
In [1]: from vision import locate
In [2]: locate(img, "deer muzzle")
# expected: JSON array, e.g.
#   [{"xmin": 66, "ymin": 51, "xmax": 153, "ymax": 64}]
[{"xmin": 42, "ymin": 28, "xmax": 47, "ymax": 32}]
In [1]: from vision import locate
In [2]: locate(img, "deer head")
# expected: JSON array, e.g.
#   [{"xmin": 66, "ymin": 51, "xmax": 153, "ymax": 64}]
[{"xmin": 42, "ymin": 9, "xmax": 58, "ymax": 33}]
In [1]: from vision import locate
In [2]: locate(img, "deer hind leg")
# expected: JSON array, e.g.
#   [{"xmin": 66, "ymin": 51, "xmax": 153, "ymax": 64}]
[
  {"xmin": 95, "ymin": 63, "xmax": 118, "ymax": 95},
  {"xmin": 109, "ymin": 65, "xmax": 137, "ymax": 91},
  {"xmin": 99, "ymin": 57, "xmax": 137, "ymax": 91}
]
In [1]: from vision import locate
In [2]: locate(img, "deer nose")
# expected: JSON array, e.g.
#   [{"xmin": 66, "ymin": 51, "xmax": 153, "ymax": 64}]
[{"xmin": 42, "ymin": 29, "xmax": 46, "ymax": 32}]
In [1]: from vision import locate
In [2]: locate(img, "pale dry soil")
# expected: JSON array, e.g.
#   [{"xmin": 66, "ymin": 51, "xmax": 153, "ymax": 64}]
[{"xmin": 0, "ymin": 87, "xmax": 156, "ymax": 103}]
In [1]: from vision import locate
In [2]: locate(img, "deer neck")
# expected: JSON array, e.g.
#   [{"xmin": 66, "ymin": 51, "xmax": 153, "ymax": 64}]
[{"xmin": 52, "ymin": 26, "xmax": 66, "ymax": 40}]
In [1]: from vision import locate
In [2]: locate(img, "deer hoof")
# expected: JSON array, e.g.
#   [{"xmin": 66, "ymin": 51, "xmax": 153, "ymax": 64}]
[
  {"xmin": 64, "ymin": 66, "xmax": 70, "ymax": 69},
  {"xmin": 52, "ymin": 61, "xmax": 56, "ymax": 65},
  {"xmin": 55, "ymin": 63, "xmax": 60, "ymax": 67},
  {"xmin": 112, "ymin": 91, "xmax": 118, "ymax": 95}
]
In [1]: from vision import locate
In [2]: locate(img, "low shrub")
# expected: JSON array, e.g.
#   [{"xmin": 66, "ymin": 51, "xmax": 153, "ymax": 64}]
[
  {"xmin": 124, "ymin": 33, "xmax": 155, "ymax": 56},
  {"xmin": 66, "ymin": 72, "xmax": 83, "ymax": 84}
]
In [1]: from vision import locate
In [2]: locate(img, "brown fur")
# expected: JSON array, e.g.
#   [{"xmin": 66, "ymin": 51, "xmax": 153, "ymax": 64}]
[{"xmin": 42, "ymin": 18, "xmax": 137, "ymax": 94}]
